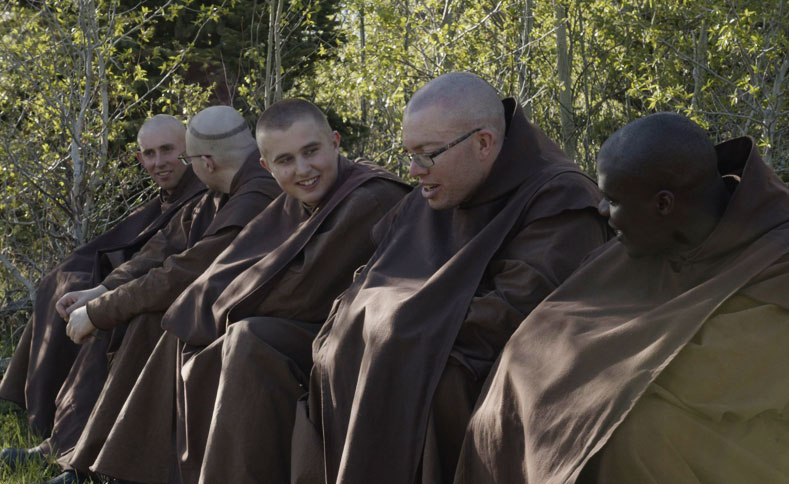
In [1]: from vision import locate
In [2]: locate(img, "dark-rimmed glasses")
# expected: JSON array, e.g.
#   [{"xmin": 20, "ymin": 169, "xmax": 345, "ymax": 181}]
[
  {"xmin": 178, "ymin": 154, "xmax": 210, "ymax": 166},
  {"xmin": 406, "ymin": 128, "xmax": 482, "ymax": 168}
]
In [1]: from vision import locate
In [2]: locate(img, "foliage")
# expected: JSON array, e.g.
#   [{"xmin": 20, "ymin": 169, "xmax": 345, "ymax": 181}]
[
  {"xmin": 0, "ymin": 0, "xmax": 786, "ymax": 305},
  {"xmin": 0, "ymin": 0, "xmax": 342, "ymax": 303},
  {"xmin": 294, "ymin": 0, "xmax": 788, "ymax": 179}
]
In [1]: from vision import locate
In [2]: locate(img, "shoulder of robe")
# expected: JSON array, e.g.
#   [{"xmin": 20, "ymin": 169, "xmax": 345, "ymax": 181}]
[
  {"xmin": 737, "ymin": 246, "xmax": 789, "ymax": 310},
  {"xmin": 369, "ymin": 186, "xmax": 417, "ymax": 246},
  {"xmin": 127, "ymin": 196, "xmax": 163, "ymax": 217},
  {"xmin": 516, "ymin": 169, "xmax": 601, "ymax": 223},
  {"xmin": 246, "ymin": 173, "xmax": 282, "ymax": 201},
  {"xmin": 351, "ymin": 177, "xmax": 411, "ymax": 208}
]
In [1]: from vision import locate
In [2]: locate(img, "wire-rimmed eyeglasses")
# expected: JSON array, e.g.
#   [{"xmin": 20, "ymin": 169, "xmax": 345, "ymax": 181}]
[
  {"xmin": 405, "ymin": 128, "xmax": 482, "ymax": 168},
  {"xmin": 178, "ymin": 154, "xmax": 210, "ymax": 166}
]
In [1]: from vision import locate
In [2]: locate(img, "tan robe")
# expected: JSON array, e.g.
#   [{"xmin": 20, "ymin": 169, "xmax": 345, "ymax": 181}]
[
  {"xmin": 455, "ymin": 136, "xmax": 789, "ymax": 484},
  {"xmin": 43, "ymin": 151, "xmax": 280, "ymax": 461},
  {"xmin": 0, "ymin": 168, "xmax": 205, "ymax": 436},
  {"xmin": 69, "ymin": 158, "xmax": 408, "ymax": 484},
  {"xmin": 291, "ymin": 99, "xmax": 610, "ymax": 484}
]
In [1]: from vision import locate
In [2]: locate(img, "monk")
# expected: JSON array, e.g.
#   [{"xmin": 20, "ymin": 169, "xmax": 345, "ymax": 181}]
[
  {"xmin": 19, "ymin": 105, "xmax": 281, "ymax": 484},
  {"xmin": 455, "ymin": 113, "xmax": 789, "ymax": 484},
  {"xmin": 0, "ymin": 114, "xmax": 205, "ymax": 451},
  {"xmin": 291, "ymin": 72, "xmax": 609, "ymax": 484},
  {"xmin": 63, "ymin": 99, "xmax": 408, "ymax": 484}
]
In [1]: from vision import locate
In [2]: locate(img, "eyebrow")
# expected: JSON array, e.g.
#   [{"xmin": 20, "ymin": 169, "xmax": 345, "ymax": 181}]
[
  {"xmin": 141, "ymin": 143, "xmax": 175, "ymax": 153},
  {"xmin": 272, "ymin": 141, "xmax": 322, "ymax": 162}
]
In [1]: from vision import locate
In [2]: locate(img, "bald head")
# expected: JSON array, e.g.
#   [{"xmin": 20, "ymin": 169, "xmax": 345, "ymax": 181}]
[
  {"xmin": 186, "ymin": 106, "xmax": 257, "ymax": 166},
  {"xmin": 135, "ymin": 114, "xmax": 188, "ymax": 193},
  {"xmin": 598, "ymin": 113, "xmax": 718, "ymax": 193},
  {"xmin": 405, "ymin": 72, "xmax": 505, "ymax": 136},
  {"xmin": 402, "ymin": 73, "xmax": 506, "ymax": 210},
  {"xmin": 185, "ymin": 106, "xmax": 258, "ymax": 192},
  {"xmin": 137, "ymin": 114, "xmax": 185, "ymax": 144},
  {"xmin": 596, "ymin": 113, "xmax": 730, "ymax": 257}
]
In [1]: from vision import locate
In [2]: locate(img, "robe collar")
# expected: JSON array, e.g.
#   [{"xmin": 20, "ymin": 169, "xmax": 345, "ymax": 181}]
[
  {"xmin": 160, "ymin": 165, "xmax": 200, "ymax": 204},
  {"xmin": 461, "ymin": 98, "xmax": 569, "ymax": 208},
  {"xmin": 670, "ymin": 137, "xmax": 789, "ymax": 266},
  {"xmin": 228, "ymin": 148, "xmax": 263, "ymax": 196}
]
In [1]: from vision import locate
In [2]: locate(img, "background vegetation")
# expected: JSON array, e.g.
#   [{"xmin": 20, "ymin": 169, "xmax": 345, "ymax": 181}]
[{"xmin": 0, "ymin": 0, "xmax": 787, "ymax": 333}]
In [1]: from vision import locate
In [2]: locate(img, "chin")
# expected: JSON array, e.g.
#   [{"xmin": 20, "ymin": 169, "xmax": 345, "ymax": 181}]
[
  {"xmin": 622, "ymin": 243, "xmax": 657, "ymax": 259},
  {"xmin": 426, "ymin": 197, "xmax": 457, "ymax": 211}
]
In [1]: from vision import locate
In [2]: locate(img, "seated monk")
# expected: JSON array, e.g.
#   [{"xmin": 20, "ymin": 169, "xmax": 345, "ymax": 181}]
[
  {"xmin": 0, "ymin": 115, "xmax": 205, "ymax": 463},
  {"xmin": 16, "ymin": 105, "xmax": 281, "ymax": 484},
  {"xmin": 290, "ymin": 72, "xmax": 609, "ymax": 484},
  {"xmin": 455, "ymin": 113, "xmax": 789, "ymax": 484},
  {"xmin": 63, "ymin": 99, "xmax": 409, "ymax": 484}
]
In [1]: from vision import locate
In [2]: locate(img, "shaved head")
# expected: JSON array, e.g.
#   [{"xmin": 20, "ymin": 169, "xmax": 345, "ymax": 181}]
[
  {"xmin": 598, "ymin": 113, "xmax": 718, "ymax": 194},
  {"xmin": 596, "ymin": 113, "xmax": 730, "ymax": 257},
  {"xmin": 137, "ymin": 114, "xmax": 185, "ymax": 145},
  {"xmin": 185, "ymin": 106, "xmax": 258, "ymax": 192},
  {"xmin": 186, "ymin": 105, "xmax": 257, "ymax": 166},
  {"xmin": 256, "ymin": 99, "xmax": 332, "ymax": 139},
  {"xmin": 405, "ymin": 72, "xmax": 505, "ymax": 137},
  {"xmin": 402, "ymin": 72, "xmax": 506, "ymax": 210}
]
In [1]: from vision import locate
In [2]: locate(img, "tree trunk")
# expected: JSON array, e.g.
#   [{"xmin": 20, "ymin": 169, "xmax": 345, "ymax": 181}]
[
  {"xmin": 555, "ymin": 1, "xmax": 576, "ymax": 161},
  {"xmin": 518, "ymin": 0, "xmax": 534, "ymax": 119},
  {"xmin": 691, "ymin": 20, "xmax": 707, "ymax": 111}
]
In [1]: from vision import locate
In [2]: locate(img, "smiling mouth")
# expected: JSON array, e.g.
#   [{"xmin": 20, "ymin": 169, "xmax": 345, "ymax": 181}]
[
  {"xmin": 297, "ymin": 176, "xmax": 319, "ymax": 187},
  {"xmin": 423, "ymin": 183, "xmax": 439, "ymax": 190},
  {"xmin": 156, "ymin": 170, "xmax": 172, "ymax": 177}
]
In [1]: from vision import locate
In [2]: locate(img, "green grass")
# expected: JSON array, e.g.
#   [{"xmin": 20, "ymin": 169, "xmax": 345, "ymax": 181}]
[
  {"xmin": 0, "ymin": 401, "xmax": 65, "ymax": 483},
  {"xmin": 0, "ymin": 311, "xmax": 75, "ymax": 483}
]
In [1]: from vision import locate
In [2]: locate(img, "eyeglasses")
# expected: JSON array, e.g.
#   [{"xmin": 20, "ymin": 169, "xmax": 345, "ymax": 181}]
[
  {"xmin": 178, "ymin": 154, "xmax": 210, "ymax": 166},
  {"xmin": 405, "ymin": 128, "xmax": 482, "ymax": 168}
]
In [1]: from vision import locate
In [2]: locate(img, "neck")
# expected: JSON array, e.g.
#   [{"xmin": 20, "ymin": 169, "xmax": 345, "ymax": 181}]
[
  {"xmin": 214, "ymin": 169, "xmax": 237, "ymax": 194},
  {"xmin": 672, "ymin": 179, "xmax": 731, "ymax": 253}
]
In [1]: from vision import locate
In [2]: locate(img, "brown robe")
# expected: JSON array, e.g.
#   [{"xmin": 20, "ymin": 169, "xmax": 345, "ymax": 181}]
[
  {"xmin": 69, "ymin": 157, "xmax": 408, "ymax": 483},
  {"xmin": 0, "ymin": 167, "xmax": 205, "ymax": 436},
  {"xmin": 454, "ymin": 137, "xmax": 789, "ymax": 484},
  {"xmin": 42, "ymin": 151, "xmax": 280, "ymax": 461},
  {"xmin": 291, "ymin": 99, "xmax": 609, "ymax": 484}
]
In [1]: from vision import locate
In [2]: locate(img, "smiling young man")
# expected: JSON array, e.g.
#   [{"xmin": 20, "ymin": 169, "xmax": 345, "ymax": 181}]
[
  {"xmin": 290, "ymin": 72, "xmax": 608, "ymax": 484},
  {"xmin": 136, "ymin": 115, "xmax": 191, "ymax": 192},
  {"xmin": 258, "ymin": 112, "xmax": 342, "ymax": 207},
  {"xmin": 0, "ymin": 115, "xmax": 205, "ymax": 457},
  {"xmin": 455, "ymin": 113, "xmax": 789, "ymax": 484},
  {"xmin": 63, "ymin": 99, "xmax": 409, "ymax": 484}
]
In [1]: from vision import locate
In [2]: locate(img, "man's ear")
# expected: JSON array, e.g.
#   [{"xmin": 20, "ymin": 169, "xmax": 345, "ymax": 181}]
[
  {"xmin": 332, "ymin": 131, "xmax": 341, "ymax": 150},
  {"xmin": 655, "ymin": 189, "xmax": 675, "ymax": 215},
  {"xmin": 259, "ymin": 156, "xmax": 270, "ymax": 172},
  {"xmin": 136, "ymin": 151, "xmax": 144, "ymax": 164},
  {"xmin": 476, "ymin": 129, "xmax": 496, "ymax": 160},
  {"xmin": 204, "ymin": 155, "xmax": 217, "ymax": 173}
]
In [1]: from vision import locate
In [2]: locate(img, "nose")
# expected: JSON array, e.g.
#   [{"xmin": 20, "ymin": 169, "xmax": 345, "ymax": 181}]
[
  {"xmin": 408, "ymin": 159, "xmax": 428, "ymax": 178},
  {"xmin": 597, "ymin": 198, "xmax": 610, "ymax": 217},
  {"xmin": 153, "ymin": 150, "xmax": 167, "ymax": 167},
  {"xmin": 295, "ymin": 156, "xmax": 311, "ymax": 176}
]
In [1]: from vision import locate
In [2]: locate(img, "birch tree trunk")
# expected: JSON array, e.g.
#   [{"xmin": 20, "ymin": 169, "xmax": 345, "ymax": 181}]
[
  {"xmin": 518, "ymin": 0, "xmax": 534, "ymax": 120},
  {"xmin": 554, "ymin": 0, "xmax": 576, "ymax": 161}
]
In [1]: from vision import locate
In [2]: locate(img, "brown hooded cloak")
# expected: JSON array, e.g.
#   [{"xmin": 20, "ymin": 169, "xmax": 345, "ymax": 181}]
[
  {"xmin": 292, "ymin": 99, "xmax": 609, "ymax": 484},
  {"xmin": 0, "ymin": 167, "xmax": 205, "ymax": 436},
  {"xmin": 69, "ymin": 157, "xmax": 408, "ymax": 484},
  {"xmin": 41, "ymin": 151, "xmax": 280, "ymax": 461},
  {"xmin": 454, "ymin": 137, "xmax": 789, "ymax": 484}
]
